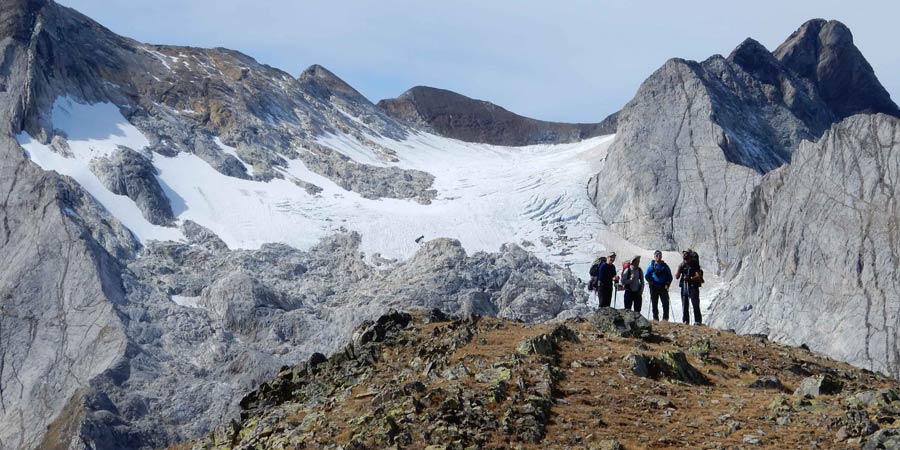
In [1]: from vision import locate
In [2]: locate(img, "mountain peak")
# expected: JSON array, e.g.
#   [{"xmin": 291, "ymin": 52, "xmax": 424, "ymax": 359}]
[
  {"xmin": 774, "ymin": 19, "xmax": 900, "ymax": 119},
  {"xmin": 727, "ymin": 38, "xmax": 783, "ymax": 86},
  {"xmin": 298, "ymin": 64, "xmax": 370, "ymax": 105}
]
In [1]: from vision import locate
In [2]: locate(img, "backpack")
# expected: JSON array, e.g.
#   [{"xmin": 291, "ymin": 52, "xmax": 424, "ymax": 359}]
[
  {"xmin": 623, "ymin": 266, "xmax": 643, "ymax": 293},
  {"xmin": 589, "ymin": 263, "xmax": 600, "ymax": 278}
]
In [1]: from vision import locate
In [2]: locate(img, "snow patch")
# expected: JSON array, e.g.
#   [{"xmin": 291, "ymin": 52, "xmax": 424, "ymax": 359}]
[
  {"xmin": 171, "ymin": 295, "xmax": 202, "ymax": 308},
  {"xmin": 17, "ymin": 97, "xmax": 183, "ymax": 243}
]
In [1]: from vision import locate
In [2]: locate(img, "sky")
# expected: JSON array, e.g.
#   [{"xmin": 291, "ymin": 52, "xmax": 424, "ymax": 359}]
[{"xmin": 58, "ymin": 0, "xmax": 899, "ymax": 123}]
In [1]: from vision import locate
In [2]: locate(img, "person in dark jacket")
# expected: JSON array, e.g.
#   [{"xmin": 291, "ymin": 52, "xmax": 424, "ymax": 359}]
[
  {"xmin": 645, "ymin": 250, "xmax": 673, "ymax": 321},
  {"xmin": 597, "ymin": 252, "xmax": 619, "ymax": 308},
  {"xmin": 675, "ymin": 249, "xmax": 703, "ymax": 325}
]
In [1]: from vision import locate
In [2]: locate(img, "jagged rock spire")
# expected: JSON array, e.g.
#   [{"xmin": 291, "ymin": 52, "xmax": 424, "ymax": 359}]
[{"xmin": 774, "ymin": 19, "xmax": 900, "ymax": 119}]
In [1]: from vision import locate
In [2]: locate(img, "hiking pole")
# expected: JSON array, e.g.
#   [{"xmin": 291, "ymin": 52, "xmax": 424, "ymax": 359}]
[{"xmin": 613, "ymin": 284, "xmax": 617, "ymax": 309}]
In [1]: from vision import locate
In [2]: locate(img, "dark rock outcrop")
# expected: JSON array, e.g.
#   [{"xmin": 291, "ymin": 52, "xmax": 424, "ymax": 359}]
[
  {"xmin": 589, "ymin": 307, "xmax": 652, "ymax": 338},
  {"xmin": 89, "ymin": 146, "xmax": 174, "ymax": 225},
  {"xmin": 774, "ymin": 19, "xmax": 900, "ymax": 120},
  {"xmin": 378, "ymin": 86, "xmax": 617, "ymax": 146}
]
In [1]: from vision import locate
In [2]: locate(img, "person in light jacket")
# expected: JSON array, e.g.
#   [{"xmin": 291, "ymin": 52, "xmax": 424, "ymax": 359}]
[{"xmin": 621, "ymin": 255, "xmax": 644, "ymax": 313}]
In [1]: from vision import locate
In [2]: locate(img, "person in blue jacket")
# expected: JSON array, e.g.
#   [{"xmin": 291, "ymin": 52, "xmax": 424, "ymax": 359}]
[{"xmin": 645, "ymin": 250, "xmax": 673, "ymax": 321}]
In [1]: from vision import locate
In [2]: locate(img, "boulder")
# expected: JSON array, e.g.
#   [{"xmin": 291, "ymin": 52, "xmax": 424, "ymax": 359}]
[
  {"xmin": 650, "ymin": 350, "xmax": 710, "ymax": 385},
  {"xmin": 589, "ymin": 308, "xmax": 652, "ymax": 339},
  {"xmin": 864, "ymin": 428, "xmax": 900, "ymax": 450},
  {"xmin": 749, "ymin": 376, "xmax": 786, "ymax": 391},
  {"xmin": 794, "ymin": 375, "xmax": 844, "ymax": 397}
]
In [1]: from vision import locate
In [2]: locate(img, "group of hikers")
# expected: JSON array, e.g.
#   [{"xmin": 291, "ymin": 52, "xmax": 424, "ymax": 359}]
[{"xmin": 588, "ymin": 249, "xmax": 704, "ymax": 325}]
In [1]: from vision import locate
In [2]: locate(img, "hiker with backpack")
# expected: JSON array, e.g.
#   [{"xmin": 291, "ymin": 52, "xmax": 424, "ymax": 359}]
[
  {"xmin": 621, "ymin": 255, "xmax": 644, "ymax": 313},
  {"xmin": 587, "ymin": 256, "xmax": 606, "ymax": 304},
  {"xmin": 593, "ymin": 252, "xmax": 619, "ymax": 308},
  {"xmin": 675, "ymin": 249, "xmax": 704, "ymax": 325},
  {"xmin": 644, "ymin": 250, "xmax": 673, "ymax": 321}
]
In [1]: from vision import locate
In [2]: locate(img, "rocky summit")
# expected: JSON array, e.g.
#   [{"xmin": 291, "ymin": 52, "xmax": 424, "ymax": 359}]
[{"xmin": 178, "ymin": 310, "xmax": 900, "ymax": 449}]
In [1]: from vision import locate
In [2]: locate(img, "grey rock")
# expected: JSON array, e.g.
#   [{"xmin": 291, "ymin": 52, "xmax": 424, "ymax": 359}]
[
  {"xmin": 794, "ymin": 375, "xmax": 844, "ymax": 397},
  {"xmin": 590, "ymin": 438, "xmax": 624, "ymax": 450},
  {"xmin": 749, "ymin": 376, "xmax": 786, "ymax": 391},
  {"xmin": 650, "ymin": 350, "xmax": 710, "ymax": 385},
  {"xmin": 864, "ymin": 428, "xmax": 900, "ymax": 450},
  {"xmin": 624, "ymin": 353, "xmax": 651, "ymax": 378},
  {"xmin": 850, "ymin": 389, "xmax": 900, "ymax": 409},
  {"xmin": 842, "ymin": 409, "xmax": 878, "ymax": 438},
  {"xmin": 89, "ymin": 146, "xmax": 174, "ymax": 225},
  {"xmin": 589, "ymin": 307, "xmax": 652, "ymax": 338},
  {"xmin": 181, "ymin": 220, "xmax": 228, "ymax": 251}
]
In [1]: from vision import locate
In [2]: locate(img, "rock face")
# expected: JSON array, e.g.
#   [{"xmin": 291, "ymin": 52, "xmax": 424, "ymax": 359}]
[
  {"xmin": 587, "ymin": 19, "xmax": 899, "ymax": 272},
  {"xmin": 710, "ymin": 114, "xmax": 900, "ymax": 378},
  {"xmin": 90, "ymin": 146, "xmax": 174, "ymax": 225},
  {"xmin": 377, "ymin": 86, "xmax": 618, "ymax": 146}
]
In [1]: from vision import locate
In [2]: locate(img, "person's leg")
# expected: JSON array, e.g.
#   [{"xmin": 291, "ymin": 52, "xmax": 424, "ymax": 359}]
[
  {"xmin": 599, "ymin": 285, "xmax": 611, "ymax": 308},
  {"xmin": 623, "ymin": 291, "xmax": 633, "ymax": 310},
  {"xmin": 681, "ymin": 287, "xmax": 690, "ymax": 324},
  {"xmin": 660, "ymin": 289, "xmax": 670, "ymax": 321},
  {"xmin": 691, "ymin": 287, "xmax": 702, "ymax": 324},
  {"xmin": 633, "ymin": 291, "xmax": 642, "ymax": 314},
  {"xmin": 650, "ymin": 287, "xmax": 660, "ymax": 320}
]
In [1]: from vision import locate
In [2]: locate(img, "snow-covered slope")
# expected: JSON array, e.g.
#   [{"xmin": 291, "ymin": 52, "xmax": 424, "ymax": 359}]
[{"xmin": 18, "ymin": 97, "xmax": 612, "ymax": 267}]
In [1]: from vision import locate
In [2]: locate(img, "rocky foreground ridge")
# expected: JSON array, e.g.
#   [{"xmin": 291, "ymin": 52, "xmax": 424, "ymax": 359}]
[{"xmin": 178, "ymin": 309, "xmax": 900, "ymax": 449}]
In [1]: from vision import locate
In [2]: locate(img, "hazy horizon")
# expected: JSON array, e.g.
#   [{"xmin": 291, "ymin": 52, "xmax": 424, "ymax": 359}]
[{"xmin": 59, "ymin": 0, "xmax": 900, "ymax": 123}]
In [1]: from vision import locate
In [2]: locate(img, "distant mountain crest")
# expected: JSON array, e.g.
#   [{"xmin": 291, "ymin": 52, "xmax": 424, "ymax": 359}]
[{"xmin": 377, "ymin": 86, "xmax": 618, "ymax": 146}]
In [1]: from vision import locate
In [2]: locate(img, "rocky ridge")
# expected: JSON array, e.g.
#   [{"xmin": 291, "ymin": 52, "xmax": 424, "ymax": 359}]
[
  {"xmin": 180, "ymin": 309, "xmax": 900, "ymax": 449},
  {"xmin": 378, "ymin": 86, "xmax": 618, "ymax": 146}
]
